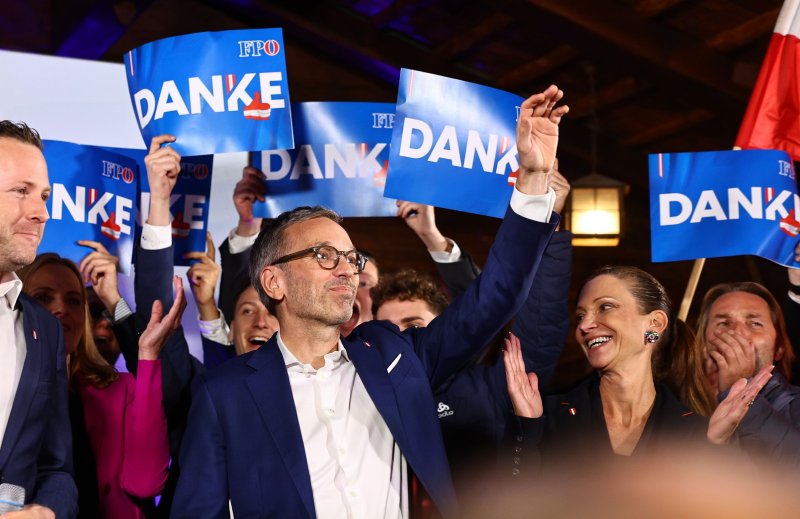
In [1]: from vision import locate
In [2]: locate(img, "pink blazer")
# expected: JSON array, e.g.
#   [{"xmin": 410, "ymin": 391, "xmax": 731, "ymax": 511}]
[{"xmin": 79, "ymin": 360, "xmax": 169, "ymax": 519}]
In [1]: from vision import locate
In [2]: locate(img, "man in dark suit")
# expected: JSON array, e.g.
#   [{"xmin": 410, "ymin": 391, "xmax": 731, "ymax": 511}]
[
  {"xmin": 0, "ymin": 121, "xmax": 77, "ymax": 518},
  {"xmin": 172, "ymin": 85, "xmax": 569, "ymax": 518}
]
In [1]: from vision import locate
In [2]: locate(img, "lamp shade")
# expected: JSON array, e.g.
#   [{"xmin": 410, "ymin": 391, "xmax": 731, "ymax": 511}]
[{"xmin": 566, "ymin": 173, "xmax": 627, "ymax": 246}]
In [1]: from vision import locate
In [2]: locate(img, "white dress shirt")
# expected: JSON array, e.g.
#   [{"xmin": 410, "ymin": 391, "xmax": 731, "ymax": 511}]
[
  {"xmin": 276, "ymin": 333, "xmax": 407, "ymax": 519},
  {"xmin": 0, "ymin": 272, "xmax": 27, "ymax": 447}
]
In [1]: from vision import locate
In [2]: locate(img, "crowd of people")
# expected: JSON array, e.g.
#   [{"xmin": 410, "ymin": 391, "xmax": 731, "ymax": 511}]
[{"xmin": 2, "ymin": 83, "xmax": 800, "ymax": 519}]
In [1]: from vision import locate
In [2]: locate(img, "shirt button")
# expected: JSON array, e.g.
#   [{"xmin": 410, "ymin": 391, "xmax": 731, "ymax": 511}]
[
  {"xmin": 339, "ymin": 448, "xmax": 346, "ymax": 455},
  {"xmin": 512, "ymin": 468, "xmax": 520, "ymax": 476},
  {"xmin": 513, "ymin": 456, "xmax": 521, "ymax": 465},
  {"xmin": 514, "ymin": 446, "xmax": 523, "ymax": 454},
  {"xmin": 516, "ymin": 435, "xmax": 523, "ymax": 442},
  {"xmin": 326, "ymin": 408, "xmax": 335, "ymax": 415}
]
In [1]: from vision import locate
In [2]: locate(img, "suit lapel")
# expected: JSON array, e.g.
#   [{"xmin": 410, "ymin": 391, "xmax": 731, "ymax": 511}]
[
  {"xmin": 0, "ymin": 297, "xmax": 43, "ymax": 470},
  {"xmin": 244, "ymin": 342, "xmax": 315, "ymax": 519},
  {"xmin": 344, "ymin": 340, "xmax": 410, "ymax": 456}
]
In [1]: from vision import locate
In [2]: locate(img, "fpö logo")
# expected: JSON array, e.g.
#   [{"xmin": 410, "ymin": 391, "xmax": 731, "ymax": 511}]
[
  {"xmin": 180, "ymin": 161, "xmax": 209, "ymax": 181},
  {"xmin": 102, "ymin": 160, "xmax": 135, "ymax": 184},
  {"xmin": 238, "ymin": 39, "xmax": 281, "ymax": 58}
]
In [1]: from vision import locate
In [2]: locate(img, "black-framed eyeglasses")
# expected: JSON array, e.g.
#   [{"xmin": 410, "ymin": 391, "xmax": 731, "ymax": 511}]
[{"xmin": 271, "ymin": 245, "xmax": 367, "ymax": 274}]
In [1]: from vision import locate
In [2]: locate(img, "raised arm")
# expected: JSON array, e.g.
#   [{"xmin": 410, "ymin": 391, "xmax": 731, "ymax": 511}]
[
  {"xmin": 186, "ymin": 233, "xmax": 236, "ymax": 368},
  {"xmin": 407, "ymin": 85, "xmax": 567, "ymax": 389},
  {"xmin": 218, "ymin": 167, "xmax": 266, "ymax": 323},
  {"xmin": 134, "ymin": 135, "xmax": 181, "ymax": 334},
  {"xmin": 78, "ymin": 240, "xmax": 139, "ymax": 372},
  {"xmin": 120, "ymin": 277, "xmax": 186, "ymax": 498},
  {"xmin": 515, "ymin": 85, "xmax": 567, "ymax": 195},
  {"xmin": 511, "ymin": 167, "xmax": 572, "ymax": 389},
  {"xmin": 397, "ymin": 200, "xmax": 481, "ymax": 299}
]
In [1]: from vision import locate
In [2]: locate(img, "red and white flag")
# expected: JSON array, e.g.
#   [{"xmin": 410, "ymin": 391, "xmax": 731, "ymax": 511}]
[{"xmin": 735, "ymin": 0, "xmax": 800, "ymax": 162}]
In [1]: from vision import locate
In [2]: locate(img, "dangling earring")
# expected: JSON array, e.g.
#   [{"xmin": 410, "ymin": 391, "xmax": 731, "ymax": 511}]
[{"xmin": 644, "ymin": 329, "xmax": 660, "ymax": 343}]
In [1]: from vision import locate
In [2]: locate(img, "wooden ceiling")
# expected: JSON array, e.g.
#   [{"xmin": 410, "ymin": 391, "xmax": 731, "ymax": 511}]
[{"xmin": 2, "ymin": 0, "xmax": 790, "ymax": 385}]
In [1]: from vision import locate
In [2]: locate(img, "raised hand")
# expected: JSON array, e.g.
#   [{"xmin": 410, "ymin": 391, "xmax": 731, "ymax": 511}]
[
  {"xmin": 503, "ymin": 332, "xmax": 543, "ymax": 418},
  {"xmin": 185, "ymin": 232, "xmax": 222, "ymax": 321},
  {"xmin": 78, "ymin": 240, "xmax": 121, "ymax": 314},
  {"xmin": 144, "ymin": 134, "xmax": 181, "ymax": 226},
  {"xmin": 707, "ymin": 365, "xmax": 773, "ymax": 445},
  {"xmin": 515, "ymin": 85, "xmax": 568, "ymax": 196},
  {"xmin": 706, "ymin": 329, "xmax": 757, "ymax": 393},
  {"xmin": 396, "ymin": 200, "xmax": 450, "ymax": 252},
  {"xmin": 233, "ymin": 166, "xmax": 266, "ymax": 237},
  {"xmin": 139, "ymin": 276, "xmax": 187, "ymax": 361}
]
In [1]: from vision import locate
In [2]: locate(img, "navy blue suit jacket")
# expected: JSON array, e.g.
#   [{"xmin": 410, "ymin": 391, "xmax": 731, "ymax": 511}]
[
  {"xmin": 433, "ymin": 231, "xmax": 571, "ymax": 494},
  {"xmin": 0, "ymin": 294, "xmax": 76, "ymax": 517},
  {"xmin": 171, "ymin": 209, "xmax": 556, "ymax": 518},
  {"xmin": 201, "ymin": 335, "xmax": 235, "ymax": 369}
]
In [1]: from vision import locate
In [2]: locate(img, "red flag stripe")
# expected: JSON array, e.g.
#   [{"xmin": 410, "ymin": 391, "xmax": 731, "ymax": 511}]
[{"xmin": 735, "ymin": 0, "xmax": 800, "ymax": 162}]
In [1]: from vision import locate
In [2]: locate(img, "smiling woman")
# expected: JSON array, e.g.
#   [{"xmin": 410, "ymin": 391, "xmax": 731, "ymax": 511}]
[
  {"xmin": 19, "ymin": 254, "xmax": 109, "ymax": 372},
  {"xmin": 503, "ymin": 265, "xmax": 773, "ymax": 472},
  {"xmin": 18, "ymin": 253, "xmax": 175, "ymax": 519}
]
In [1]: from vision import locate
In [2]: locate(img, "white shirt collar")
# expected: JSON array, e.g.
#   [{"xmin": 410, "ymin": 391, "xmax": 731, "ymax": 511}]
[
  {"xmin": 276, "ymin": 331, "xmax": 350, "ymax": 373},
  {"xmin": 0, "ymin": 272, "xmax": 23, "ymax": 310}
]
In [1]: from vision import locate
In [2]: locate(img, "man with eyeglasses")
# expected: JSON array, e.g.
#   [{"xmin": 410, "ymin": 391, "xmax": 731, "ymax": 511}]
[{"xmin": 172, "ymin": 85, "xmax": 569, "ymax": 518}]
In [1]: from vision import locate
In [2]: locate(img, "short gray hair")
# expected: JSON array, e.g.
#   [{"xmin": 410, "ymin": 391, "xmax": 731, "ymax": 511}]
[{"xmin": 249, "ymin": 206, "xmax": 342, "ymax": 312}]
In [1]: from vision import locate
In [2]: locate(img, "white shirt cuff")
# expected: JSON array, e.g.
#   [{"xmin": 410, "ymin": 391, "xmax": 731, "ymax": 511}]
[
  {"xmin": 429, "ymin": 239, "xmax": 462, "ymax": 264},
  {"xmin": 198, "ymin": 310, "xmax": 233, "ymax": 345},
  {"xmin": 789, "ymin": 290, "xmax": 800, "ymax": 305},
  {"xmin": 227, "ymin": 228, "xmax": 259, "ymax": 255},
  {"xmin": 141, "ymin": 223, "xmax": 172, "ymax": 250},
  {"xmin": 111, "ymin": 298, "xmax": 133, "ymax": 324},
  {"xmin": 509, "ymin": 187, "xmax": 555, "ymax": 223}
]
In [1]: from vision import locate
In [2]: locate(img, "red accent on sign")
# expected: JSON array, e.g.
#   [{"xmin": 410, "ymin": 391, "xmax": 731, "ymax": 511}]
[
  {"xmin": 264, "ymin": 39, "xmax": 280, "ymax": 56},
  {"xmin": 121, "ymin": 167, "xmax": 135, "ymax": 184}
]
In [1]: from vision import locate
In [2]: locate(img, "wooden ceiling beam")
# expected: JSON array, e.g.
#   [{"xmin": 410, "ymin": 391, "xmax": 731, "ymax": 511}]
[
  {"xmin": 706, "ymin": 7, "xmax": 780, "ymax": 52},
  {"xmin": 435, "ymin": 12, "xmax": 514, "ymax": 59},
  {"xmin": 370, "ymin": 0, "xmax": 419, "ymax": 29},
  {"xmin": 496, "ymin": 44, "xmax": 579, "ymax": 90},
  {"xmin": 522, "ymin": 0, "xmax": 750, "ymax": 100},
  {"xmin": 568, "ymin": 77, "xmax": 641, "ymax": 118},
  {"xmin": 195, "ymin": 0, "xmax": 678, "ymax": 192},
  {"xmin": 632, "ymin": 0, "xmax": 691, "ymax": 18},
  {"xmin": 621, "ymin": 107, "xmax": 713, "ymax": 147}
]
